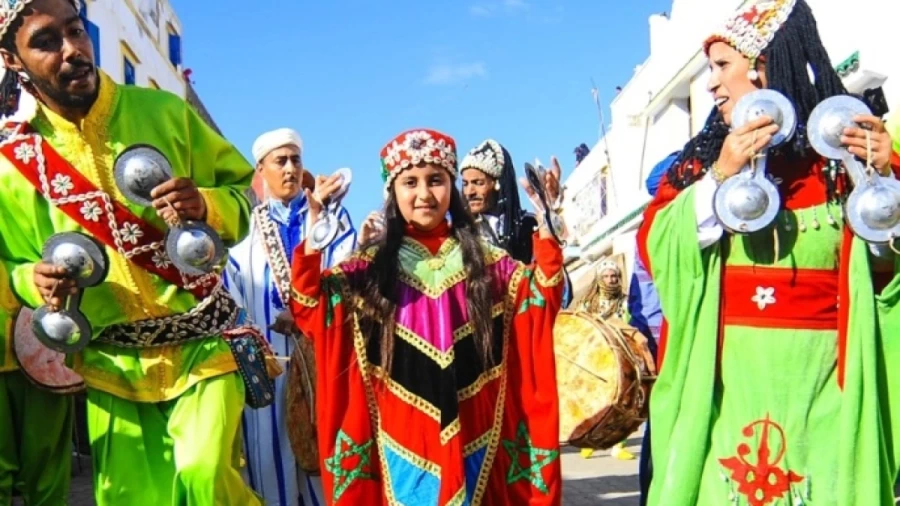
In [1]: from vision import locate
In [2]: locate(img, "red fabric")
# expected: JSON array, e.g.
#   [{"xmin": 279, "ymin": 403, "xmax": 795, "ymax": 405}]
[
  {"xmin": 289, "ymin": 236, "xmax": 564, "ymax": 505},
  {"xmin": 890, "ymin": 150, "xmax": 900, "ymax": 178},
  {"xmin": 722, "ymin": 266, "xmax": 839, "ymax": 330},
  {"xmin": 0, "ymin": 124, "xmax": 215, "ymax": 298},
  {"xmin": 405, "ymin": 220, "xmax": 450, "ymax": 255}
]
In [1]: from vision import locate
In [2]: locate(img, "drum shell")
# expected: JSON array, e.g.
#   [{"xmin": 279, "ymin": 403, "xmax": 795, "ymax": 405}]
[
  {"xmin": 286, "ymin": 332, "xmax": 320, "ymax": 475},
  {"xmin": 554, "ymin": 311, "xmax": 655, "ymax": 450}
]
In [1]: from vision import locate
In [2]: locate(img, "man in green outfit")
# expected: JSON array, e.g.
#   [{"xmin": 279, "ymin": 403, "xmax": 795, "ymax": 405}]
[{"xmin": 0, "ymin": 0, "xmax": 263, "ymax": 504}]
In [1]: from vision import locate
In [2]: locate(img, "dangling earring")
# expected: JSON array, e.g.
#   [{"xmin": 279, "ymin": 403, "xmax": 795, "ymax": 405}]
[
  {"xmin": 16, "ymin": 71, "xmax": 30, "ymax": 83},
  {"xmin": 747, "ymin": 69, "xmax": 759, "ymax": 81},
  {"xmin": 494, "ymin": 181, "xmax": 500, "ymax": 191}
]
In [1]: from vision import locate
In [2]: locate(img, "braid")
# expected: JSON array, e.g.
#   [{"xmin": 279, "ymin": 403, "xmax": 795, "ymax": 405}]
[{"xmin": 665, "ymin": 0, "xmax": 847, "ymax": 196}]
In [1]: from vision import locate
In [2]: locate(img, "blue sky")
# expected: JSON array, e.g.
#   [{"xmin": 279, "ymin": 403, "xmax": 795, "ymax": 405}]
[{"xmin": 171, "ymin": 0, "xmax": 671, "ymax": 224}]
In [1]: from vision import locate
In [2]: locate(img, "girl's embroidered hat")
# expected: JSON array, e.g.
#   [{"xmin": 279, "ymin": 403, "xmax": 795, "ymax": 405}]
[
  {"xmin": 379, "ymin": 129, "xmax": 457, "ymax": 196},
  {"xmin": 460, "ymin": 139, "xmax": 505, "ymax": 179},
  {"xmin": 703, "ymin": 0, "xmax": 796, "ymax": 63},
  {"xmin": 0, "ymin": 0, "xmax": 82, "ymax": 40}
]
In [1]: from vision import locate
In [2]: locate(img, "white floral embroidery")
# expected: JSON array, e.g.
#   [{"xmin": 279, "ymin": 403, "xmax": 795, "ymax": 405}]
[
  {"xmin": 751, "ymin": 286, "xmax": 776, "ymax": 310},
  {"xmin": 79, "ymin": 201, "xmax": 102, "ymax": 222},
  {"xmin": 119, "ymin": 222, "xmax": 144, "ymax": 245},
  {"xmin": 50, "ymin": 174, "xmax": 75, "ymax": 196},
  {"xmin": 152, "ymin": 249, "xmax": 171, "ymax": 269},
  {"xmin": 403, "ymin": 131, "xmax": 436, "ymax": 160},
  {"xmin": 14, "ymin": 143, "xmax": 35, "ymax": 164}
]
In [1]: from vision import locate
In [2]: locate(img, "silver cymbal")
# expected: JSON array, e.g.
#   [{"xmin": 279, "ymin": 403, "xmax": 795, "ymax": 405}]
[
  {"xmin": 114, "ymin": 145, "xmax": 173, "ymax": 207},
  {"xmin": 714, "ymin": 174, "xmax": 782, "ymax": 234},
  {"xmin": 732, "ymin": 89, "xmax": 797, "ymax": 147},
  {"xmin": 31, "ymin": 301, "xmax": 92, "ymax": 354},
  {"xmin": 165, "ymin": 221, "xmax": 226, "ymax": 276},
  {"xmin": 42, "ymin": 232, "xmax": 108, "ymax": 288},
  {"xmin": 808, "ymin": 95, "xmax": 872, "ymax": 160}
]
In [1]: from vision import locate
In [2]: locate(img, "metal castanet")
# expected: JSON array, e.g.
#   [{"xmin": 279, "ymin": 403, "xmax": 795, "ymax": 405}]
[
  {"xmin": 808, "ymin": 95, "xmax": 900, "ymax": 245},
  {"xmin": 714, "ymin": 89, "xmax": 797, "ymax": 234},
  {"xmin": 308, "ymin": 168, "xmax": 353, "ymax": 251},
  {"xmin": 13, "ymin": 307, "xmax": 85, "ymax": 393},
  {"xmin": 113, "ymin": 145, "xmax": 226, "ymax": 275},
  {"xmin": 31, "ymin": 232, "xmax": 108, "ymax": 354},
  {"xmin": 523, "ymin": 162, "xmax": 566, "ymax": 246}
]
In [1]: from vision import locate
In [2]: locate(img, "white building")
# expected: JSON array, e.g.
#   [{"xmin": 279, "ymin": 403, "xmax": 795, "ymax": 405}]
[
  {"xmin": 8, "ymin": 0, "xmax": 218, "ymax": 131},
  {"xmin": 564, "ymin": 0, "xmax": 900, "ymax": 296}
]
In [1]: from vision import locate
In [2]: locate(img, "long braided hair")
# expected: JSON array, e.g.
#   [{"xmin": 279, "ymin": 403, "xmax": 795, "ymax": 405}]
[{"xmin": 667, "ymin": 0, "xmax": 847, "ymax": 200}]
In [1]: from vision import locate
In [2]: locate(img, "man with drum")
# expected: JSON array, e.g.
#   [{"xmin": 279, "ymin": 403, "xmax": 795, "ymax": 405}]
[
  {"xmin": 224, "ymin": 128, "xmax": 356, "ymax": 506},
  {"xmin": 638, "ymin": 0, "xmax": 900, "ymax": 503},
  {"xmin": 0, "ymin": 0, "xmax": 263, "ymax": 504}
]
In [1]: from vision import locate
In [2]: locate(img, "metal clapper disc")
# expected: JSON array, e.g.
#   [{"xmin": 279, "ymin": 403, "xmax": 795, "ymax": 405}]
[
  {"xmin": 308, "ymin": 214, "xmax": 340, "ymax": 251},
  {"xmin": 113, "ymin": 145, "xmax": 174, "ymax": 207},
  {"xmin": 166, "ymin": 221, "xmax": 226, "ymax": 276},
  {"xmin": 731, "ymin": 89, "xmax": 797, "ymax": 146},
  {"xmin": 42, "ymin": 232, "xmax": 110, "ymax": 288},
  {"xmin": 807, "ymin": 95, "xmax": 871, "ymax": 161},
  {"xmin": 31, "ymin": 298, "xmax": 93, "ymax": 354},
  {"xmin": 330, "ymin": 168, "xmax": 353, "ymax": 204},
  {"xmin": 845, "ymin": 176, "xmax": 900, "ymax": 244},
  {"xmin": 524, "ymin": 162, "xmax": 565, "ymax": 244}
]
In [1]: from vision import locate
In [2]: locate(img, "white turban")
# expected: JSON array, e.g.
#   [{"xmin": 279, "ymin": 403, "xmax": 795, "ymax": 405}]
[{"xmin": 252, "ymin": 128, "xmax": 303, "ymax": 164}]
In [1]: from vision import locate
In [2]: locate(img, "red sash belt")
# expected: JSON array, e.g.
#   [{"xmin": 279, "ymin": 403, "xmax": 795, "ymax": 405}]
[{"xmin": 722, "ymin": 265, "xmax": 839, "ymax": 331}]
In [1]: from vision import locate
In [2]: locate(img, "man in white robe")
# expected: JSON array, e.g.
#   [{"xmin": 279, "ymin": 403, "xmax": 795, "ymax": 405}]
[{"xmin": 224, "ymin": 128, "xmax": 356, "ymax": 506}]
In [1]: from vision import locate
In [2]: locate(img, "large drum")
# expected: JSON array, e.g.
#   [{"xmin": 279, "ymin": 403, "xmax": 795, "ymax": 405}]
[
  {"xmin": 554, "ymin": 310, "xmax": 656, "ymax": 449},
  {"xmin": 286, "ymin": 332, "xmax": 320, "ymax": 475},
  {"xmin": 13, "ymin": 307, "xmax": 85, "ymax": 394}
]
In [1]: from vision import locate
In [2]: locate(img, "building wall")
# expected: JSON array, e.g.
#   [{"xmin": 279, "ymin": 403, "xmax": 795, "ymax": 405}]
[{"xmin": 563, "ymin": 0, "xmax": 900, "ymax": 271}]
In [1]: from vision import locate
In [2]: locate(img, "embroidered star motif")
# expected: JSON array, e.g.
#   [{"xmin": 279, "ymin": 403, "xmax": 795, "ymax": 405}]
[
  {"xmin": 752, "ymin": 286, "xmax": 776, "ymax": 310},
  {"xmin": 325, "ymin": 430, "xmax": 375, "ymax": 502},
  {"xmin": 518, "ymin": 274, "xmax": 546, "ymax": 315},
  {"xmin": 119, "ymin": 222, "xmax": 144, "ymax": 245},
  {"xmin": 14, "ymin": 143, "xmax": 35, "ymax": 164},
  {"xmin": 502, "ymin": 421, "xmax": 559, "ymax": 494},
  {"xmin": 79, "ymin": 200, "xmax": 102, "ymax": 222},
  {"xmin": 50, "ymin": 174, "xmax": 75, "ymax": 196}
]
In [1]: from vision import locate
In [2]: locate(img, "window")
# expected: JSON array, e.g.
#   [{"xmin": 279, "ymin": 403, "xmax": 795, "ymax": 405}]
[
  {"xmin": 123, "ymin": 56, "xmax": 135, "ymax": 85},
  {"xmin": 120, "ymin": 42, "xmax": 140, "ymax": 85},
  {"xmin": 78, "ymin": 2, "xmax": 101, "ymax": 67},
  {"xmin": 168, "ymin": 25, "xmax": 182, "ymax": 68}
]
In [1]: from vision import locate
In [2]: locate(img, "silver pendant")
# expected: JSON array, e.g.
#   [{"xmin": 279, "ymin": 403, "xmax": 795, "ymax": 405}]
[
  {"xmin": 809, "ymin": 95, "xmax": 900, "ymax": 244},
  {"xmin": 32, "ymin": 233, "xmax": 109, "ymax": 354},
  {"xmin": 714, "ymin": 89, "xmax": 796, "ymax": 234}
]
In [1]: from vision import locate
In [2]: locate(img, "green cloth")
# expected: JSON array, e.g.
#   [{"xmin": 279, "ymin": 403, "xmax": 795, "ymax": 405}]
[
  {"xmin": 0, "ymin": 370, "xmax": 72, "ymax": 506},
  {"xmin": 645, "ymin": 188, "xmax": 900, "ymax": 505},
  {"xmin": 0, "ymin": 71, "xmax": 253, "ymax": 402},
  {"xmin": 87, "ymin": 372, "xmax": 260, "ymax": 506}
]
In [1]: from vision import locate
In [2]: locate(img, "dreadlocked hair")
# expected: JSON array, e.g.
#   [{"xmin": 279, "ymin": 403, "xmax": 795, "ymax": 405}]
[
  {"xmin": 667, "ymin": 0, "xmax": 847, "ymax": 195},
  {"xmin": 494, "ymin": 145, "xmax": 527, "ymax": 253},
  {"xmin": 358, "ymin": 185, "xmax": 496, "ymax": 378}
]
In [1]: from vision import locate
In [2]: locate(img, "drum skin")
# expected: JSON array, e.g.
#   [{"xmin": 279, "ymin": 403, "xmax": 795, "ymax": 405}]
[
  {"xmin": 554, "ymin": 310, "xmax": 656, "ymax": 450},
  {"xmin": 286, "ymin": 332, "xmax": 320, "ymax": 475},
  {"xmin": 13, "ymin": 307, "xmax": 85, "ymax": 394}
]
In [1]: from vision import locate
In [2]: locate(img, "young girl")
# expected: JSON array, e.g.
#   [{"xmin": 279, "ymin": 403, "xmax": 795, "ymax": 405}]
[{"xmin": 289, "ymin": 129, "xmax": 564, "ymax": 505}]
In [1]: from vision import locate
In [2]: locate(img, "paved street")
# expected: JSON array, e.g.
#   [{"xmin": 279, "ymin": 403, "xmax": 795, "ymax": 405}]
[{"xmin": 50, "ymin": 432, "xmax": 644, "ymax": 506}]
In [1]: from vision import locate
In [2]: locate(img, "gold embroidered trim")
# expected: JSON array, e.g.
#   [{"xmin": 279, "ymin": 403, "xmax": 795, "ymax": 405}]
[
  {"xmin": 291, "ymin": 287, "xmax": 319, "ymax": 308},
  {"xmin": 397, "ymin": 268, "xmax": 467, "ymax": 300},
  {"xmin": 394, "ymin": 324, "xmax": 455, "ymax": 369},
  {"xmin": 457, "ymin": 364, "xmax": 504, "ymax": 403},
  {"xmin": 463, "ymin": 429, "xmax": 494, "ymax": 457},
  {"xmin": 451, "ymin": 303, "xmax": 505, "ymax": 343},
  {"xmin": 535, "ymin": 267, "xmax": 563, "ymax": 288},
  {"xmin": 440, "ymin": 419, "xmax": 460, "ymax": 445},
  {"xmin": 380, "ymin": 430, "xmax": 442, "ymax": 477},
  {"xmin": 369, "ymin": 366, "xmax": 441, "ymax": 424},
  {"xmin": 447, "ymin": 486, "xmax": 467, "ymax": 506},
  {"xmin": 252, "ymin": 205, "xmax": 292, "ymax": 306},
  {"xmin": 199, "ymin": 188, "xmax": 226, "ymax": 240}
]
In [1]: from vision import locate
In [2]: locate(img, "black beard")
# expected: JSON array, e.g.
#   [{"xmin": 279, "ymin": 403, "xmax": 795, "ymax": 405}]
[{"xmin": 26, "ymin": 67, "xmax": 99, "ymax": 111}]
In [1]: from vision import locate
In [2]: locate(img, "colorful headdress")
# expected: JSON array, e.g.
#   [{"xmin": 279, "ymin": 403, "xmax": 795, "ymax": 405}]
[
  {"xmin": 703, "ymin": 0, "xmax": 797, "ymax": 64},
  {"xmin": 460, "ymin": 139, "xmax": 505, "ymax": 179},
  {"xmin": 379, "ymin": 129, "xmax": 457, "ymax": 195},
  {"xmin": 0, "ymin": 0, "xmax": 82, "ymax": 41}
]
